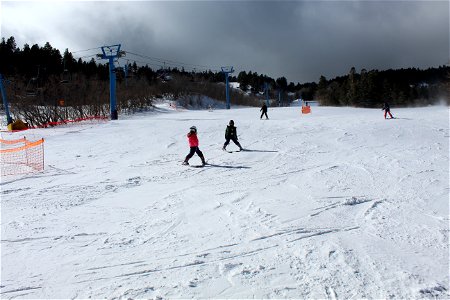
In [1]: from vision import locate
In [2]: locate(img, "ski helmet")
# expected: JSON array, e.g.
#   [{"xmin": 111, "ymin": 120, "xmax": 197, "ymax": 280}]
[
  {"xmin": 190, "ymin": 126, "xmax": 197, "ymax": 132},
  {"xmin": 229, "ymin": 120, "xmax": 234, "ymax": 125}
]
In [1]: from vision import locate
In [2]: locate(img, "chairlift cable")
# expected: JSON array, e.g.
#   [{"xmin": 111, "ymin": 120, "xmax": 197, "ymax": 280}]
[
  {"xmin": 73, "ymin": 53, "xmax": 99, "ymax": 60},
  {"xmin": 124, "ymin": 50, "xmax": 222, "ymax": 71},
  {"xmin": 117, "ymin": 57, "xmax": 206, "ymax": 73},
  {"xmin": 117, "ymin": 57, "xmax": 162, "ymax": 69},
  {"xmin": 118, "ymin": 55, "xmax": 219, "ymax": 73},
  {"xmin": 72, "ymin": 47, "xmax": 102, "ymax": 54}
]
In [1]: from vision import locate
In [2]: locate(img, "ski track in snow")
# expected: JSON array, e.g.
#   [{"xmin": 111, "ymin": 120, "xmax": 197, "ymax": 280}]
[{"xmin": 1, "ymin": 104, "xmax": 448, "ymax": 298}]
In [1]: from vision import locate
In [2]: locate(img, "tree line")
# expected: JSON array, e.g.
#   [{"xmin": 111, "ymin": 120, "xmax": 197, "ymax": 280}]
[
  {"xmin": 313, "ymin": 66, "xmax": 449, "ymax": 107},
  {"xmin": 0, "ymin": 36, "xmax": 448, "ymax": 125},
  {"xmin": 0, "ymin": 37, "xmax": 263, "ymax": 126},
  {"xmin": 236, "ymin": 66, "xmax": 449, "ymax": 107}
]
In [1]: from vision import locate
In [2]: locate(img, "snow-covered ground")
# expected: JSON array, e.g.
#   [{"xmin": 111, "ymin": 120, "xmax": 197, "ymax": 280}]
[{"xmin": 1, "ymin": 103, "xmax": 449, "ymax": 298}]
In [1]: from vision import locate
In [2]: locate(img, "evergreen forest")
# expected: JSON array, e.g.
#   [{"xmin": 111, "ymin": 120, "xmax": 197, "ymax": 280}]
[{"xmin": 1, "ymin": 36, "xmax": 448, "ymax": 126}]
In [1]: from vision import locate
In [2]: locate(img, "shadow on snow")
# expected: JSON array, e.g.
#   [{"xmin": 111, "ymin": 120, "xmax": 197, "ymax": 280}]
[
  {"xmin": 242, "ymin": 149, "xmax": 278, "ymax": 153},
  {"xmin": 206, "ymin": 163, "xmax": 251, "ymax": 169}
]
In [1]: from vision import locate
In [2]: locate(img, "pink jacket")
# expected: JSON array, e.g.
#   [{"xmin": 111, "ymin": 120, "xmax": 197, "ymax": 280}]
[{"xmin": 187, "ymin": 132, "xmax": 199, "ymax": 147}]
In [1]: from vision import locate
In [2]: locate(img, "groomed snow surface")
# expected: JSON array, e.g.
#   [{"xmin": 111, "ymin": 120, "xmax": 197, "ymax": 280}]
[{"xmin": 1, "ymin": 103, "xmax": 449, "ymax": 299}]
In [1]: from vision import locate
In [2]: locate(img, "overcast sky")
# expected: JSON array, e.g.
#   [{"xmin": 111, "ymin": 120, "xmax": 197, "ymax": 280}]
[{"xmin": 1, "ymin": 0, "xmax": 448, "ymax": 83}]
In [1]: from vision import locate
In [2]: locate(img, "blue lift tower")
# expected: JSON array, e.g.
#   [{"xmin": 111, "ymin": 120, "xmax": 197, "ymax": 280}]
[
  {"xmin": 221, "ymin": 66, "xmax": 234, "ymax": 109},
  {"xmin": 264, "ymin": 82, "xmax": 270, "ymax": 107},
  {"xmin": 0, "ymin": 74, "xmax": 13, "ymax": 125},
  {"xmin": 97, "ymin": 44, "xmax": 124, "ymax": 120}
]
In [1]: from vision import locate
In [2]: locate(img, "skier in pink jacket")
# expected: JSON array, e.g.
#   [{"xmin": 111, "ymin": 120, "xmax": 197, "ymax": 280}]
[{"xmin": 183, "ymin": 126, "xmax": 206, "ymax": 166}]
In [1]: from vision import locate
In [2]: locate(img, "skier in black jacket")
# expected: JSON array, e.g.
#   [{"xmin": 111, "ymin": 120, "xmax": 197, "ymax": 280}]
[
  {"xmin": 260, "ymin": 103, "xmax": 269, "ymax": 119},
  {"xmin": 223, "ymin": 120, "xmax": 243, "ymax": 151}
]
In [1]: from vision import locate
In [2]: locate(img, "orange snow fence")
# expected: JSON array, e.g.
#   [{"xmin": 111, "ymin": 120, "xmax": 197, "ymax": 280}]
[
  {"xmin": 0, "ymin": 137, "xmax": 44, "ymax": 176},
  {"xmin": 302, "ymin": 106, "xmax": 311, "ymax": 114},
  {"xmin": 30, "ymin": 116, "xmax": 108, "ymax": 129},
  {"xmin": 1, "ymin": 116, "xmax": 108, "ymax": 133}
]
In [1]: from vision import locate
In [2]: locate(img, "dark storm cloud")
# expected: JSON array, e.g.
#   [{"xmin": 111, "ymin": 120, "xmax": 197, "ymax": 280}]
[{"xmin": 2, "ymin": 1, "xmax": 448, "ymax": 83}]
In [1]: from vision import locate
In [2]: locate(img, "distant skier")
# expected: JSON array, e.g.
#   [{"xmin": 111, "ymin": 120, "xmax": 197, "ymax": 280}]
[
  {"xmin": 183, "ymin": 126, "xmax": 206, "ymax": 166},
  {"xmin": 222, "ymin": 120, "xmax": 243, "ymax": 151},
  {"xmin": 382, "ymin": 102, "xmax": 394, "ymax": 119},
  {"xmin": 260, "ymin": 103, "xmax": 269, "ymax": 119}
]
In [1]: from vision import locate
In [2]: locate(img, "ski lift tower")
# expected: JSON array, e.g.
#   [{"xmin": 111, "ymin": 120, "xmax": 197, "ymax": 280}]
[
  {"xmin": 97, "ymin": 44, "xmax": 125, "ymax": 120},
  {"xmin": 0, "ymin": 74, "xmax": 13, "ymax": 125},
  {"xmin": 221, "ymin": 66, "xmax": 234, "ymax": 109},
  {"xmin": 264, "ymin": 82, "xmax": 270, "ymax": 107}
]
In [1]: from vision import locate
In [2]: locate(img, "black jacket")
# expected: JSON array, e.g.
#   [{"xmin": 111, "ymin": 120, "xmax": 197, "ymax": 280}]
[
  {"xmin": 261, "ymin": 104, "xmax": 267, "ymax": 112},
  {"xmin": 382, "ymin": 102, "xmax": 390, "ymax": 111},
  {"xmin": 225, "ymin": 125, "xmax": 238, "ymax": 139}
]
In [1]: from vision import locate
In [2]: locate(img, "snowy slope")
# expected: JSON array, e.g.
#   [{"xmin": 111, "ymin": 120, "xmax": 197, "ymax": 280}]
[{"xmin": 1, "ymin": 103, "xmax": 449, "ymax": 298}]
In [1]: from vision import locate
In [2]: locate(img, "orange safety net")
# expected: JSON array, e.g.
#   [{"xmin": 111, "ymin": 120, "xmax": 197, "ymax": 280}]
[
  {"xmin": 0, "ymin": 137, "xmax": 44, "ymax": 176},
  {"xmin": 29, "ymin": 116, "xmax": 108, "ymax": 129},
  {"xmin": 302, "ymin": 106, "xmax": 311, "ymax": 114},
  {"xmin": 1, "ymin": 116, "xmax": 109, "ymax": 133}
]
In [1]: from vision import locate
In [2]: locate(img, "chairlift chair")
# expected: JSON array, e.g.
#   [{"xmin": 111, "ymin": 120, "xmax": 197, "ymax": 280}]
[
  {"xmin": 158, "ymin": 71, "xmax": 172, "ymax": 83},
  {"xmin": 113, "ymin": 67, "xmax": 125, "ymax": 80},
  {"xmin": 60, "ymin": 69, "xmax": 70, "ymax": 84},
  {"xmin": 26, "ymin": 65, "xmax": 43, "ymax": 96},
  {"xmin": 26, "ymin": 77, "xmax": 39, "ymax": 97},
  {"xmin": 124, "ymin": 62, "xmax": 133, "ymax": 79}
]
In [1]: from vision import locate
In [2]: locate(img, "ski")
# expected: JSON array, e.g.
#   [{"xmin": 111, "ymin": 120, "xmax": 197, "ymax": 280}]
[
  {"xmin": 225, "ymin": 148, "xmax": 245, "ymax": 153},
  {"xmin": 182, "ymin": 162, "xmax": 206, "ymax": 168}
]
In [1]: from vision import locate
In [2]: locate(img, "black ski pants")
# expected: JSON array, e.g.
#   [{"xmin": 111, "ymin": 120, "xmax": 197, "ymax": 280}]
[
  {"xmin": 260, "ymin": 111, "xmax": 269, "ymax": 119},
  {"xmin": 224, "ymin": 137, "xmax": 241, "ymax": 148},
  {"xmin": 185, "ymin": 146, "xmax": 204, "ymax": 162}
]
